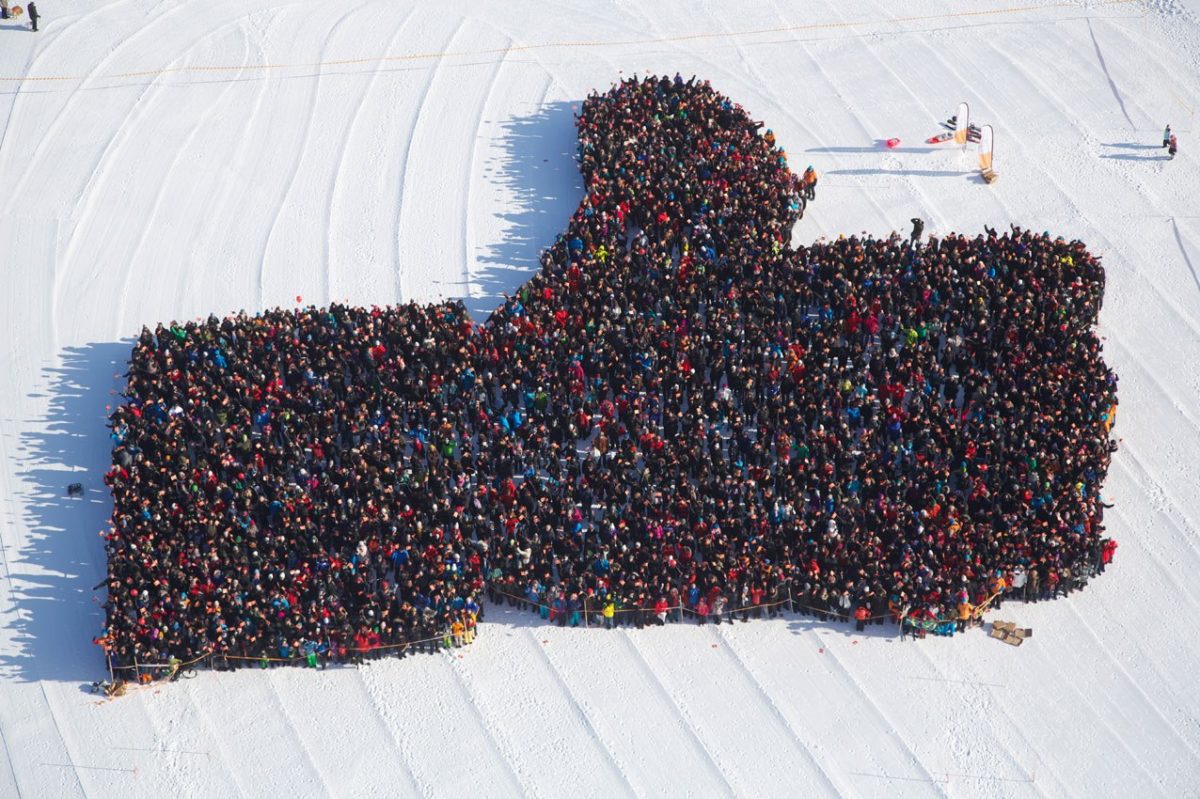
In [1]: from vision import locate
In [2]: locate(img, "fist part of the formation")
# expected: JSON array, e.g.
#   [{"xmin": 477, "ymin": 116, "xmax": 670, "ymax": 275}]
[{"xmin": 100, "ymin": 75, "xmax": 1118, "ymax": 671}]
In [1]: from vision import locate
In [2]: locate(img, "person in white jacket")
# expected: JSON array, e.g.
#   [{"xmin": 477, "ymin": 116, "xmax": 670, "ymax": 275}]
[{"xmin": 1012, "ymin": 565, "xmax": 1029, "ymax": 601}]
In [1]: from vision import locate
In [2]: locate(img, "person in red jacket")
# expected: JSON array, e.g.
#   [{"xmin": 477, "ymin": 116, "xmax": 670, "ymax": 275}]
[
  {"xmin": 695, "ymin": 596, "xmax": 710, "ymax": 625},
  {"xmin": 1102, "ymin": 539, "xmax": 1118, "ymax": 571},
  {"xmin": 352, "ymin": 630, "xmax": 372, "ymax": 665},
  {"xmin": 853, "ymin": 605, "xmax": 869, "ymax": 632},
  {"xmin": 749, "ymin": 585, "xmax": 765, "ymax": 619},
  {"xmin": 653, "ymin": 597, "xmax": 669, "ymax": 626}
]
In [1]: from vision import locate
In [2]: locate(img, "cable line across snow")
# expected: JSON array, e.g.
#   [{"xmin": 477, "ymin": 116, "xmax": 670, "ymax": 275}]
[{"xmin": 0, "ymin": 0, "xmax": 1139, "ymax": 84}]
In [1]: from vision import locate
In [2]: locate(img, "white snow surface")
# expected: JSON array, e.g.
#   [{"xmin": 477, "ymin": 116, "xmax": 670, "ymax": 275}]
[{"xmin": 1, "ymin": 0, "xmax": 1199, "ymax": 796}]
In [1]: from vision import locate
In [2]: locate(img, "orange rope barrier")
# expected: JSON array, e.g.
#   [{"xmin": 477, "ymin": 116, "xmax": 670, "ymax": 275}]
[
  {"xmin": 0, "ymin": 0, "xmax": 1138, "ymax": 84},
  {"xmin": 95, "ymin": 583, "xmax": 1031, "ymax": 694},
  {"xmin": 99, "ymin": 625, "xmax": 469, "ymax": 695},
  {"xmin": 492, "ymin": 585, "xmax": 899, "ymax": 624},
  {"xmin": 488, "ymin": 584, "xmax": 1020, "ymax": 628}
]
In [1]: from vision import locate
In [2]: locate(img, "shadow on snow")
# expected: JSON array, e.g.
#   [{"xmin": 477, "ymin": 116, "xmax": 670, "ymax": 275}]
[
  {"xmin": 0, "ymin": 100, "xmax": 585, "ymax": 684},
  {"xmin": 3, "ymin": 342, "xmax": 131, "ymax": 684},
  {"xmin": 466, "ymin": 99, "xmax": 585, "ymax": 321}
]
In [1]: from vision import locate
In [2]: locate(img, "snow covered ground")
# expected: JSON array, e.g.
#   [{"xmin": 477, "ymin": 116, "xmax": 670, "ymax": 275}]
[{"xmin": 1, "ymin": 0, "xmax": 1199, "ymax": 796}]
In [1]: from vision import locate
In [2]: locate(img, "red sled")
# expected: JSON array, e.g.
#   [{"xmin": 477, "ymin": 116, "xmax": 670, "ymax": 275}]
[
  {"xmin": 926, "ymin": 132, "xmax": 954, "ymax": 144},
  {"xmin": 884, "ymin": 138, "xmax": 901, "ymax": 149}
]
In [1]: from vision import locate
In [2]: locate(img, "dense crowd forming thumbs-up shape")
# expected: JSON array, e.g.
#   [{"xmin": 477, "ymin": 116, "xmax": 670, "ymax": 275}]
[{"xmin": 100, "ymin": 75, "xmax": 1118, "ymax": 672}]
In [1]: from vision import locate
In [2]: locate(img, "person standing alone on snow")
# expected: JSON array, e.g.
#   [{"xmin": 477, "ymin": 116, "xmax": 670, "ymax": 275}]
[
  {"xmin": 802, "ymin": 165, "xmax": 818, "ymax": 201},
  {"xmin": 27, "ymin": 0, "xmax": 38, "ymax": 31}
]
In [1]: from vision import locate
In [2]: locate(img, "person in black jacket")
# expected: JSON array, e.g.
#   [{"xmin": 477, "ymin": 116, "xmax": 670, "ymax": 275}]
[
  {"xmin": 910, "ymin": 217, "xmax": 924, "ymax": 242},
  {"xmin": 27, "ymin": 0, "xmax": 38, "ymax": 31}
]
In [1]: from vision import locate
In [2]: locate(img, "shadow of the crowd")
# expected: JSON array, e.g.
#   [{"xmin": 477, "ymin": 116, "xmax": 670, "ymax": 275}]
[
  {"xmin": 3, "ymin": 343, "xmax": 131, "ymax": 684},
  {"xmin": 467, "ymin": 99, "xmax": 585, "ymax": 321}
]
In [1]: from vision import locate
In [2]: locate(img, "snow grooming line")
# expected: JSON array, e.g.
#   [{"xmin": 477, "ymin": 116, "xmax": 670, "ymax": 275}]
[{"xmin": 96, "ymin": 75, "xmax": 1117, "ymax": 679}]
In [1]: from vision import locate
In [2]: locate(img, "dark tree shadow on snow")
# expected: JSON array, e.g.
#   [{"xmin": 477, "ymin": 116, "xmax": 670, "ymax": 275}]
[
  {"xmin": 467, "ymin": 100, "xmax": 585, "ymax": 321},
  {"xmin": 1, "ymin": 343, "xmax": 131, "ymax": 685}
]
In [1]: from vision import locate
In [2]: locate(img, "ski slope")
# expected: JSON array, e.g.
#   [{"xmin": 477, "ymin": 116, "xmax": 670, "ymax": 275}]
[{"xmin": 2, "ymin": 0, "xmax": 1199, "ymax": 796}]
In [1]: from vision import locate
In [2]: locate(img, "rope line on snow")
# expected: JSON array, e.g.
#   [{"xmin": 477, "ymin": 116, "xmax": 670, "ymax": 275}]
[
  {"xmin": 94, "ymin": 625, "xmax": 468, "ymax": 698},
  {"xmin": 486, "ymin": 585, "xmax": 1003, "ymax": 625},
  {"xmin": 103, "ymin": 625, "xmax": 457, "ymax": 672},
  {"xmin": 0, "ymin": 0, "xmax": 1139, "ymax": 84},
  {"xmin": 92, "ymin": 586, "xmax": 1007, "ymax": 698}
]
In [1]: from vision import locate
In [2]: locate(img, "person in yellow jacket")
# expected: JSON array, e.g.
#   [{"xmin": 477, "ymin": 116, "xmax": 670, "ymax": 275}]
[
  {"xmin": 602, "ymin": 600, "xmax": 615, "ymax": 629},
  {"xmin": 956, "ymin": 601, "xmax": 974, "ymax": 633},
  {"xmin": 451, "ymin": 618, "xmax": 465, "ymax": 647}
]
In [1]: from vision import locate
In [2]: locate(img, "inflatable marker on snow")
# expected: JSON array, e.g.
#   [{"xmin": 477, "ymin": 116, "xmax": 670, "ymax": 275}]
[{"xmin": 979, "ymin": 124, "xmax": 998, "ymax": 183}]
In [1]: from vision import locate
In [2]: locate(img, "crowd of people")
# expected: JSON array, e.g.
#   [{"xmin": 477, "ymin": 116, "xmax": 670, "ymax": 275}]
[{"xmin": 99, "ymin": 75, "xmax": 1118, "ymax": 672}]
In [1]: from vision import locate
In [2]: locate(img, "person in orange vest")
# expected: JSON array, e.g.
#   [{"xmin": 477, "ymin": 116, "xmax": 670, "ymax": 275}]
[
  {"xmin": 956, "ymin": 600, "xmax": 974, "ymax": 633},
  {"xmin": 450, "ymin": 617, "xmax": 465, "ymax": 647},
  {"xmin": 853, "ymin": 604, "xmax": 869, "ymax": 632},
  {"xmin": 802, "ymin": 165, "xmax": 818, "ymax": 200},
  {"xmin": 991, "ymin": 570, "xmax": 1008, "ymax": 610}
]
